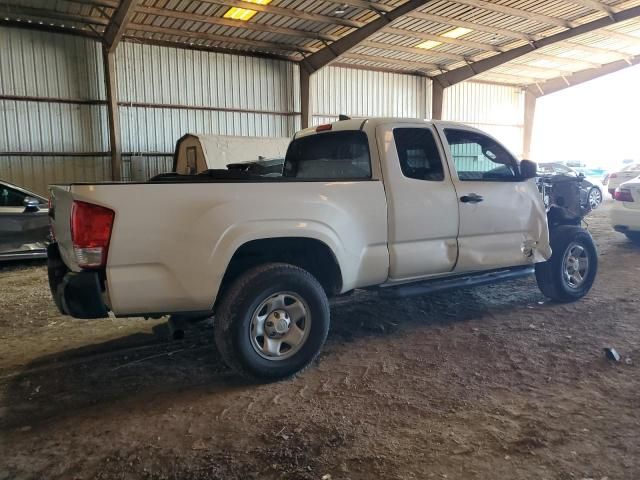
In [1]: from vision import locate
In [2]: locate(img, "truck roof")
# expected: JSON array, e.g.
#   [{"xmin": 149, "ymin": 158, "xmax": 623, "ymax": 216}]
[{"xmin": 293, "ymin": 118, "xmax": 479, "ymax": 139}]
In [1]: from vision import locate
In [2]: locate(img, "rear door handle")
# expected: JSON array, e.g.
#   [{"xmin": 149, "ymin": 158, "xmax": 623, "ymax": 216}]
[{"xmin": 460, "ymin": 193, "xmax": 484, "ymax": 204}]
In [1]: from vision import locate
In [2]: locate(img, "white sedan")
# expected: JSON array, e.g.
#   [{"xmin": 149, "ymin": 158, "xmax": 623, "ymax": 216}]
[
  {"xmin": 607, "ymin": 163, "xmax": 640, "ymax": 197},
  {"xmin": 611, "ymin": 176, "xmax": 640, "ymax": 243}
]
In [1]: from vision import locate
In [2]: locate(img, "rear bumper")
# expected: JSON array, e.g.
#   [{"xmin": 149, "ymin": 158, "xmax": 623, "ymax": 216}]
[
  {"xmin": 47, "ymin": 243, "xmax": 109, "ymax": 319},
  {"xmin": 610, "ymin": 204, "xmax": 640, "ymax": 233}
]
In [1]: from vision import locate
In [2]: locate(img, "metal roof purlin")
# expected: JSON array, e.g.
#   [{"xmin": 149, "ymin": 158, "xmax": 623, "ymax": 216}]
[{"xmin": 432, "ymin": 4, "xmax": 640, "ymax": 88}]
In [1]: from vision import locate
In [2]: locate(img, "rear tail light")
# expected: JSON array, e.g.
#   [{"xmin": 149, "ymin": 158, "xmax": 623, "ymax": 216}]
[
  {"xmin": 614, "ymin": 188, "xmax": 634, "ymax": 202},
  {"xmin": 71, "ymin": 201, "xmax": 115, "ymax": 268}
]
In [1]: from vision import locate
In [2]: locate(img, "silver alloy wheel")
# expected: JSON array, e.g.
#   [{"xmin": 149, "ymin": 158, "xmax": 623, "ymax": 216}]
[
  {"xmin": 562, "ymin": 242, "xmax": 590, "ymax": 289},
  {"xmin": 588, "ymin": 188, "xmax": 602, "ymax": 209},
  {"xmin": 249, "ymin": 292, "xmax": 311, "ymax": 361}
]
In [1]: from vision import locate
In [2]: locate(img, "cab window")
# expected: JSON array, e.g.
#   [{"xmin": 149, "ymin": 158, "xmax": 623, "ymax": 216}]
[
  {"xmin": 283, "ymin": 131, "xmax": 371, "ymax": 180},
  {"xmin": 444, "ymin": 129, "xmax": 518, "ymax": 181},
  {"xmin": 393, "ymin": 128, "xmax": 444, "ymax": 181}
]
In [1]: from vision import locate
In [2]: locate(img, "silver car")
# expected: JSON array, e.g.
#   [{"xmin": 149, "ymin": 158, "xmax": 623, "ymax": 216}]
[{"xmin": 0, "ymin": 180, "xmax": 50, "ymax": 261}]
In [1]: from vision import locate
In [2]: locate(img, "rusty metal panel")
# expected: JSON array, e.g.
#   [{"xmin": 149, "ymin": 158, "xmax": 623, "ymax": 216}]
[
  {"xmin": 0, "ymin": 100, "xmax": 109, "ymax": 153},
  {"xmin": 310, "ymin": 65, "xmax": 430, "ymax": 124},
  {"xmin": 0, "ymin": 26, "xmax": 105, "ymax": 100},
  {"xmin": 0, "ymin": 155, "xmax": 111, "ymax": 195},
  {"xmin": 0, "ymin": 27, "xmax": 109, "ymax": 190},
  {"xmin": 443, "ymin": 81, "xmax": 525, "ymax": 156}
]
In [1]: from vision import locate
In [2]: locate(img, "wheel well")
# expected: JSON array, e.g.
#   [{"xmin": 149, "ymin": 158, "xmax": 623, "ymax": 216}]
[{"xmin": 218, "ymin": 237, "xmax": 343, "ymax": 303}]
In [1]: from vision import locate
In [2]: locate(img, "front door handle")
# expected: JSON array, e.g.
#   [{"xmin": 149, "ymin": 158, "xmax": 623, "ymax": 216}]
[{"xmin": 460, "ymin": 193, "xmax": 484, "ymax": 204}]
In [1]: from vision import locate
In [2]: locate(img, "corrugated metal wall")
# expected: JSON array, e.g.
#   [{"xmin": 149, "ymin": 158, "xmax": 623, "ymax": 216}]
[
  {"xmin": 1, "ymin": 25, "xmax": 528, "ymax": 193},
  {"xmin": 311, "ymin": 66, "xmax": 431, "ymax": 124},
  {"xmin": 0, "ymin": 27, "xmax": 110, "ymax": 194},
  {"xmin": 116, "ymin": 42, "xmax": 299, "ymax": 179},
  {"xmin": 442, "ymin": 81, "xmax": 525, "ymax": 157}
]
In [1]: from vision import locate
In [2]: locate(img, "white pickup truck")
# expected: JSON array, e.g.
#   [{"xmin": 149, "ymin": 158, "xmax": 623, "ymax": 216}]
[{"xmin": 48, "ymin": 118, "xmax": 598, "ymax": 380}]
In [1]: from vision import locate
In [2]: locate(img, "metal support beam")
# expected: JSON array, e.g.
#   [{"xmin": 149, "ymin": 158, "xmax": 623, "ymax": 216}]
[
  {"xmin": 530, "ymin": 55, "xmax": 640, "ymax": 97},
  {"xmin": 300, "ymin": 68, "xmax": 311, "ymax": 130},
  {"xmin": 198, "ymin": 0, "xmax": 364, "ymax": 29},
  {"xmin": 102, "ymin": 47, "xmax": 122, "ymax": 181},
  {"xmin": 103, "ymin": 0, "xmax": 138, "ymax": 52},
  {"xmin": 432, "ymin": 4, "xmax": 640, "ymax": 88},
  {"xmin": 431, "ymin": 80, "xmax": 444, "ymax": 120},
  {"xmin": 135, "ymin": 5, "xmax": 339, "ymax": 43},
  {"xmin": 0, "ymin": 4, "xmax": 109, "ymax": 26},
  {"xmin": 522, "ymin": 90, "xmax": 536, "ymax": 159},
  {"xmin": 300, "ymin": 0, "xmax": 432, "ymax": 74}
]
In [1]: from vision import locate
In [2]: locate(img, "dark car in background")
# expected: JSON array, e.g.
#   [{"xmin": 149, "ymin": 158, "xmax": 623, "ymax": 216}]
[
  {"xmin": 538, "ymin": 163, "xmax": 604, "ymax": 210},
  {"xmin": 0, "ymin": 180, "xmax": 50, "ymax": 261}
]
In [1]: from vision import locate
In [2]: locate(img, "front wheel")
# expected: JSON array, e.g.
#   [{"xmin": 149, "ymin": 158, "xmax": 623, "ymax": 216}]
[
  {"xmin": 214, "ymin": 263, "xmax": 330, "ymax": 381},
  {"xmin": 588, "ymin": 187, "xmax": 603, "ymax": 209},
  {"xmin": 535, "ymin": 226, "xmax": 598, "ymax": 302}
]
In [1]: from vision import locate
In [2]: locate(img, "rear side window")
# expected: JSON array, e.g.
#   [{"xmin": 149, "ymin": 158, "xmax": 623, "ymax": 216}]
[
  {"xmin": 393, "ymin": 128, "xmax": 444, "ymax": 181},
  {"xmin": 283, "ymin": 131, "xmax": 371, "ymax": 180}
]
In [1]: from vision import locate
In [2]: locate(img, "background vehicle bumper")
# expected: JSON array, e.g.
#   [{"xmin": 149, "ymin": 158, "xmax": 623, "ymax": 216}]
[
  {"xmin": 610, "ymin": 204, "xmax": 640, "ymax": 233},
  {"xmin": 47, "ymin": 243, "xmax": 109, "ymax": 319}
]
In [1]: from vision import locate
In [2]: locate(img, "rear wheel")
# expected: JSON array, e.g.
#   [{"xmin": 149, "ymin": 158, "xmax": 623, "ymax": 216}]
[
  {"xmin": 535, "ymin": 226, "xmax": 598, "ymax": 302},
  {"xmin": 214, "ymin": 263, "xmax": 330, "ymax": 381}
]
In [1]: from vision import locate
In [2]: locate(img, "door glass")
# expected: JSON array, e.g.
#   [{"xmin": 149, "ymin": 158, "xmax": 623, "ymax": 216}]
[
  {"xmin": 393, "ymin": 128, "xmax": 444, "ymax": 181},
  {"xmin": 444, "ymin": 129, "xmax": 517, "ymax": 181},
  {"xmin": 0, "ymin": 186, "xmax": 27, "ymax": 207}
]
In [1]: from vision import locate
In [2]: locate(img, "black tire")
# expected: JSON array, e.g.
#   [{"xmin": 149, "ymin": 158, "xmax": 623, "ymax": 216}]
[
  {"xmin": 588, "ymin": 187, "xmax": 602, "ymax": 210},
  {"xmin": 214, "ymin": 263, "xmax": 330, "ymax": 381},
  {"xmin": 535, "ymin": 225, "xmax": 598, "ymax": 302},
  {"xmin": 625, "ymin": 232, "xmax": 640, "ymax": 244}
]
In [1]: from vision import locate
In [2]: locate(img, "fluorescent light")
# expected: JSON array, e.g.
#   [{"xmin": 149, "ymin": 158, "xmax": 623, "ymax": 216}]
[
  {"xmin": 244, "ymin": 0, "xmax": 272, "ymax": 4},
  {"xmin": 416, "ymin": 27, "xmax": 473, "ymax": 49},
  {"xmin": 416, "ymin": 40, "xmax": 442, "ymax": 50},
  {"xmin": 442, "ymin": 27, "xmax": 472, "ymax": 38},
  {"xmin": 223, "ymin": 7, "xmax": 258, "ymax": 21}
]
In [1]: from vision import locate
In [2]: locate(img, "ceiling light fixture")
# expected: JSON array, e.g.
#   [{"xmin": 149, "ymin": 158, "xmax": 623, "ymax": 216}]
[
  {"xmin": 334, "ymin": 4, "xmax": 348, "ymax": 14},
  {"xmin": 416, "ymin": 40, "xmax": 442, "ymax": 50},
  {"xmin": 223, "ymin": 7, "xmax": 258, "ymax": 21},
  {"xmin": 416, "ymin": 27, "xmax": 473, "ymax": 50},
  {"xmin": 442, "ymin": 26, "xmax": 472, "ymax": 38},
  {"xmin": 222, "ymin": 0, "xmax": 272, "ymax": 21}
]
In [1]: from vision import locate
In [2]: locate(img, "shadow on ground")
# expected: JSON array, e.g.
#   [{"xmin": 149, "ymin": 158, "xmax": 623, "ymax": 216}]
[{"xmin": 0, "ymin": 278, "xmax": 542, "ymax": 431}]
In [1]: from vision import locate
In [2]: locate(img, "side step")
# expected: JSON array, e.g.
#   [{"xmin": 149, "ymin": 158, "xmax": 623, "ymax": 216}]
[{"xmin": 377, "ymin": 266, "xmax": 535, "ymax": 298}]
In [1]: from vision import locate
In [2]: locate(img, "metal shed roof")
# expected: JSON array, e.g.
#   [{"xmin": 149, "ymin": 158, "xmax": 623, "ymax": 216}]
[{"xmin": 2, "ymin": 0, "xmax": 640, "ymax": 90}]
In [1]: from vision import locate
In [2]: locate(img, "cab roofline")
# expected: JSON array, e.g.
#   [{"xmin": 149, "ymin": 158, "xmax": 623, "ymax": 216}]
[{"xmin": 293, "ymin": 117, "xmax": 479, "ymax": 140}]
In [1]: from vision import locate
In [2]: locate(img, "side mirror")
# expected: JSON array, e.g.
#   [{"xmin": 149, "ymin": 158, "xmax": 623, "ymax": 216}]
[
  {"xmin": 23, "ymin": 196, "xmax": 41, "ymax": 212},
  {"xmin": 519, "ymin": 159, "xmax": 538, "ymax": 180},
  {"xmin": 578, "ymin": 172, "xmax": 585, "ymax": 178}
]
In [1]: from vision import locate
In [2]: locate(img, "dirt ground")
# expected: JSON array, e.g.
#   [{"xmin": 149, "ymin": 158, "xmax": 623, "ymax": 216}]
[{"xmin": 1, "ymin": 201, "xmax": 639, "ymax": 480}]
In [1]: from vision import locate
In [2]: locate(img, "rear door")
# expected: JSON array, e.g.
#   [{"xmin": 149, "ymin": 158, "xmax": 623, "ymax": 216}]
[
  {"xmin": 435, "ymin": 124, "xmax": 548, "ymax": 272},
  {"xmin": 376, "ymin": 122, "xmax": 459, "ymax": 280},
  {"xmin": 0, "ymin": 184, "xmax": 49, "ymax": 255}
]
